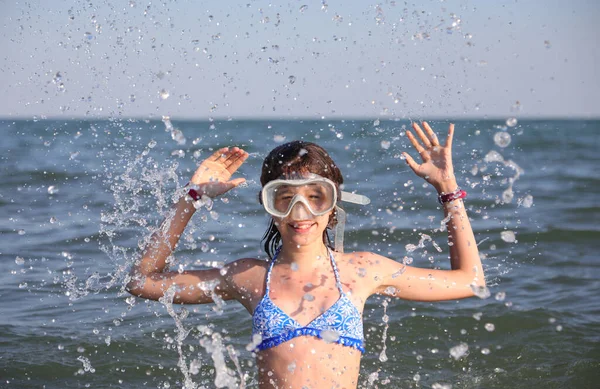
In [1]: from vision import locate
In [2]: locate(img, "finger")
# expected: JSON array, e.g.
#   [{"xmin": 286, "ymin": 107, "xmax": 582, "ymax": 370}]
[
  {"xmin": 412, "ymin": 122, "xmax": 432, "ymax": 148},
  {"xmin": 402, "ymin": 152, "xmax": 420, "ymax": 174},
  {"xmin": 445, "ymin": 123, "xmax": 455, "ymax": 148},
  {"xmin": 226, "ymin": 150, "xmax": 249, "ymax": 173},
  {"xmin": 422, "ymin": 121, "xmax": 440, "ymax": 146},
  {"xmin": 406, "ymin": 130, "xmax": 430, "ymax": 161},
  {"xmin": 221, "ymin": 147, "xmax": 242, "ymax": 166},
  {"xmin": 209, "ymin": 147, "xmax": 229, "ymax": 161},
  {"xmin": 229, "ymin": 177, "xmax": 246, "ymax": 187}
]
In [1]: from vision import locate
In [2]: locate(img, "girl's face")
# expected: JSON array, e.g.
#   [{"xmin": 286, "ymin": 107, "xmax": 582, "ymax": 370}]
[{"xmin": 273, "ymin": 198, "xmax": 333, "ymax": 249}]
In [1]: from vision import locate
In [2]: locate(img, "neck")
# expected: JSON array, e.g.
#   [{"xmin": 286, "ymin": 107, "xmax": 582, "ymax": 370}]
[{"xmin": 276, "ymin": 242, "xmax": 330, "ymax": 267}]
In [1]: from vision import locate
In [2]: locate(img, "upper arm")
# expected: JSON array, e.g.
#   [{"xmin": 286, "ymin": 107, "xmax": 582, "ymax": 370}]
[
  {"xmin": 127, "ymin": 257, "xmax": 263, "ymax": 305},
  {"xmin": 368, "ymin": 253, "xmax": 481, "ymax": 302}
]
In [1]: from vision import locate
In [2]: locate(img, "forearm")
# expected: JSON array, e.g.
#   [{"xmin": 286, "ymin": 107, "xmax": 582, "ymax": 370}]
[
  {"xmin": 134, "ymin": 194, "xmax": 197, "ymax": 276},
  {"xmin": 439, "ymin": 182, "xmax": 485, "ymax": 286}
]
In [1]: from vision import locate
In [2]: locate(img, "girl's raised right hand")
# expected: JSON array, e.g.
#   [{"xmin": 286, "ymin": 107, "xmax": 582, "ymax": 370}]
[{"xmin": 190, "ymin": 147, "xmax": 249, "ymax": 198}]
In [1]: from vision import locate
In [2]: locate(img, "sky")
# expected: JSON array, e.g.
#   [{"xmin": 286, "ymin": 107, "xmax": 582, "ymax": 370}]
[{"xmin": 1, "ymin": 0, "xmax": 599, "ymax": 119}]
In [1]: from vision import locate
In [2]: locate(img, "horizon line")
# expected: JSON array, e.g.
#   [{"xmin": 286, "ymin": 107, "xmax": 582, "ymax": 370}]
[{"xmin": 1, "ymin": 114, "xmax": 599, "ymax": 122}]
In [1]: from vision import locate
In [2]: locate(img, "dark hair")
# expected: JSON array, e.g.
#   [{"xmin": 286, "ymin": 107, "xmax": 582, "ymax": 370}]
[{"xmin": 260, "ymin": 141, "xmax": 344, "ymax": 259}]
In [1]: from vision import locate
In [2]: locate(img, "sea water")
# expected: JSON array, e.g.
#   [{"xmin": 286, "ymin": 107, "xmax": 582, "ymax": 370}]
[{"xmin": 1, "ymin": 118, "xmax": 598, "ymax": 388}]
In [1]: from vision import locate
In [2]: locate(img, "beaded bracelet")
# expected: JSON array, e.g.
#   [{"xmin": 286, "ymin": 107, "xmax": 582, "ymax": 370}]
[
  {"xmin": 438, "ymin": 188, "xmax": 467, "ymax": 204},
  {"xmin": 185, "ymin": 183, "xmax": 203, "ymax": 201}
]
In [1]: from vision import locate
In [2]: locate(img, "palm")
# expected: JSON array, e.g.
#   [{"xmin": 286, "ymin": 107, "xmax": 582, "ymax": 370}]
[
  {"xmin": 190, "ymin": 147, "xmax": 248, "ymax": 197},
  {"xmin": 403, "ymin": 122, "xmax": 456, "ymax": 192}
]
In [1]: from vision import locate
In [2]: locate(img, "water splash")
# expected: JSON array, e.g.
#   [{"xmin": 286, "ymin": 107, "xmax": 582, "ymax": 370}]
[{"xmin": 449, "ymin": 342, "xmax": 469, "ymax": 360}]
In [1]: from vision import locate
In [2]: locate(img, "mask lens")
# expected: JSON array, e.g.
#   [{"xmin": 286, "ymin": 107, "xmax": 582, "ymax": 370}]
[{"xmin": 264, "ymin": 178, "xmax": 336, "ymax": 217}]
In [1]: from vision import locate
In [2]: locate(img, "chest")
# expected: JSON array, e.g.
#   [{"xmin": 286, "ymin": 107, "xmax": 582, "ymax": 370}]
[{"xmin": 265, "ymin": 265, "xmax": 367, "ymax": 324}]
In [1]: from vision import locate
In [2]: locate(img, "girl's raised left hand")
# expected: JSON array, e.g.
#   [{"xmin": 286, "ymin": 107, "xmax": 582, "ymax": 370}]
[{"xmin": 402, "ymin": 122, "xmax": 457, "ymax": 193}]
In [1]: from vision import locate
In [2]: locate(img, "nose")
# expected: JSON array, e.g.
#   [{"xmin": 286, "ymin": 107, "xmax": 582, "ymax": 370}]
[{"xmin": 289, "ymin": 201, "xmax": 313, "ymax": 219}]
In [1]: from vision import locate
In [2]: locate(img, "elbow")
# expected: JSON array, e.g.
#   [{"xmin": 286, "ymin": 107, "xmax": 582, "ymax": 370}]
[{"xmin": 125, "ymin": 269, "xmax": 148, "ymax": 298}]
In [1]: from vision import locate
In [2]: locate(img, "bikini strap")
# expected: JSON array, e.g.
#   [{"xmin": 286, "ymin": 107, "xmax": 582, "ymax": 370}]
[
  {"xmin": 265, "ymin": 247, "xmax": 280, "ymax": 293},
  {"xmin": 328, "ymin": 249, "xmax": 344, "ymax": 294}
]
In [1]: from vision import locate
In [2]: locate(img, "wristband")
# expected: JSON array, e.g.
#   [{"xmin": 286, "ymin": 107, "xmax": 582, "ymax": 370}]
[{"xmin": 438, "ymin": 188, "xmax": 467, "ymax": 204}]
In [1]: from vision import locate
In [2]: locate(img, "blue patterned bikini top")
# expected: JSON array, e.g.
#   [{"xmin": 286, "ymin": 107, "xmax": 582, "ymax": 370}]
[{"xmin": 252, "ymin": 249, "xmax": 365, "ymax": 352}]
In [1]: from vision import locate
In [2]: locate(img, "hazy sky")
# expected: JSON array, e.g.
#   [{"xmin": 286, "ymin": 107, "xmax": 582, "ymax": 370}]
[{"xmin": 1, "ymin": 0, "xmax": 598, "ymax": 119}]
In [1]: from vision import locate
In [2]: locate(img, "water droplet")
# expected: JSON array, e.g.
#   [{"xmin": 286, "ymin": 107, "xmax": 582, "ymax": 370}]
[
  {"xmin": 321, "ymin": 329, "xmax": 340, "ymax": 343},
  {"xmin": 147, "ymin": 140, "xmax": 157, "ymax": 148},
  {"xmin": 485, "ymin": 323, "xmax": 495, "ymax": 332},
  {"xmin": 413, "ymin": 373, "xmax": 421, "ymax": 382},
  {"xmin": 493, "ymin": 131, "xmax": 511, "ymax": 148},
  {"xmin": 15, "ymin": 256, "xmax": 25, "ymax": 265},
  {"xmin": 288, "ymin": 75, "xmax": 296, "ymax": 84},
  {"xmin": 391, "ymin": 266, "xmax": 406, "ymax": 278},
  {"xmin": 472, "ymin": 312, "xmax": 483, "ymax": 321},
  {"xmin": 519, "ymin": 194, "xmax": 533, "ymax": 208},
  {"xmin": 52, "ymin": 72, "xmax": 62, "ymax": 83},
  {"xmin": 500, "ymin": 230, "xmax": 516, "ymax": 243},
  {"xmin": 502, "ymin": 188, "xmax": 514, "ymax": 203},
  {"xmin": 159, "ymin": 89, "xmax": 170, "ymax": 100},
  {"xmin": 471, "ymin": 285, "xmax": 491, "ymax": 299},
  {"xmin": 129, "ymin": 94, "xmax": 136, "ymax": 102},
  {"xmin": 303, "ymin": 293, "xmax": 315, "ymax": 301},
  {"xmin": 171, "ymin": 149, "xmax": 185, "ymax": 158},
  {"xmin": 171, "ymin": 129, "xmax": 186, "ymax": 145},
  {"xmin": 405, "ymin": 243, "xmax": 417, "ymax": 252},
  {"xmin": 481, "ymin": 348, "xmax": 491, "ymax": 355},
  {"xmin": 544, "ymin": 40, "xmax": 551, "ymax": 49},
  {"xmin": 449, "ymin": 342, "xmax": 469, "ymax": 360},
  {"xmin": 495, "ymin": 292, "xmax": 506, "ymax": 301},
  {"xmin": 50, "ymin": 216, "xmax": 57, "ymax": 224},
  {"xmin": 484, "ymin": 150, "xmax": 504, "ymax": 163},
  {"xmin": 58, "ymin": 344, "xmax": 64, "ymax": 350},
  {"xmin": 18, "ymin": 229, "xmax": 26, "ymax": 235},
  {"xmin": 273, "ymin": 135, "xmax": 286, "ymax": 143},
  {"xmin": 506, "ymin": 118, "xmax": 518, "ymax": 127},
  {"xmin": 287, "ymin": 361, "xmax": 297, "ymax": 372},
  {"xmin": 357, "ymin": 268, "xmax": 367, "ymax": 277},
  {"xmin": 384, "ymin": 286, "xmax": 397, "ymax": 295},
  {"xmin": 47, "ymin": 185, "xmax": 59, "ymax": 194},
  {"xmin": 380, "ymin": 140, "xmax": 391, "ymax": 150},
  {"xmin": 299, "ymin": 5, "xmax": 308, "ymax": 13},
  {"xmin": 84, "ymin": 32, "xmax": 93, "ymax": 40},
  {"xmin": 556, "ymin": 325, "xmax": 563, "ymax": 331},
  {"xmin": 291, "ymin": 263, "xmax": 299, "ymax": 272},
  {"xmin": 19, "ymin": 282, "xmax": 28, "ymax": 288}
]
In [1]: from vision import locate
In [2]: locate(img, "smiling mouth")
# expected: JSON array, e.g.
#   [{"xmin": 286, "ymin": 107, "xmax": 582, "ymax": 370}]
[{"xmin": 290, "ymin": 222, "xmax": 315, "ymax": 231}]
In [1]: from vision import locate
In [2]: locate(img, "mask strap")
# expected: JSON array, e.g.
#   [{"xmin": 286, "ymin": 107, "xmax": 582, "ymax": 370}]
[
  {"xmin": 334, "ymin": 206, "xmax": 346, "ymax": 253},
  {"xmin": 340, "ymin": 191, "xmax": 370, "ymax": 205}
]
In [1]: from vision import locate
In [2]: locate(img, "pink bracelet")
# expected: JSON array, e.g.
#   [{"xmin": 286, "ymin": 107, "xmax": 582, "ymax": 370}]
[{"xmin": 438, "ymin": 188, "xmax": 467, "ymax": 204}]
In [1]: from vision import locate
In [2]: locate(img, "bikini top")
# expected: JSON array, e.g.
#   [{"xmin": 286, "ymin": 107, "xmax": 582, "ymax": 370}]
[{"xmin": 251, "ymin": 248, "xmax": 365, "ymax": 352}]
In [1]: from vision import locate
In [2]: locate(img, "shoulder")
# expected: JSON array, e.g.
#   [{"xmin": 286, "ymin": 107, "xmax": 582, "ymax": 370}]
[
  {"xmin": 336, "ymin": 251, "xmax": 395, "ymax": 270},
  {"xmin": 334, "ymin": 251, "xmax": 398, "ymax": 297},
  {"xmin": 223, "ymin": 257, "xmax": 270, "ymax": 293},
  {"xmin": 225, "ymin": 257, "xmax": 268, "ymax": 272}
]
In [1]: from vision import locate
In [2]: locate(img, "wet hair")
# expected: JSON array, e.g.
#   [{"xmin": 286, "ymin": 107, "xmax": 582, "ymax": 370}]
[{"xmin": 259, "ymin": 140, "xmax": 344, "ymax": 260}]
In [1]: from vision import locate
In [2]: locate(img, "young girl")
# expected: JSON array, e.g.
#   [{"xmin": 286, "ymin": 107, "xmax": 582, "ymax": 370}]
[{"xmin": 127, "ymin": 122, "xmax": 485, "ymax": 388}]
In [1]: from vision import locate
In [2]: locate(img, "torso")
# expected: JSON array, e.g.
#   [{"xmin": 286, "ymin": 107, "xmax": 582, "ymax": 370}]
[{"xmin": 227, "ymin": 250, "xmax": 384, "ymax": 389}]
